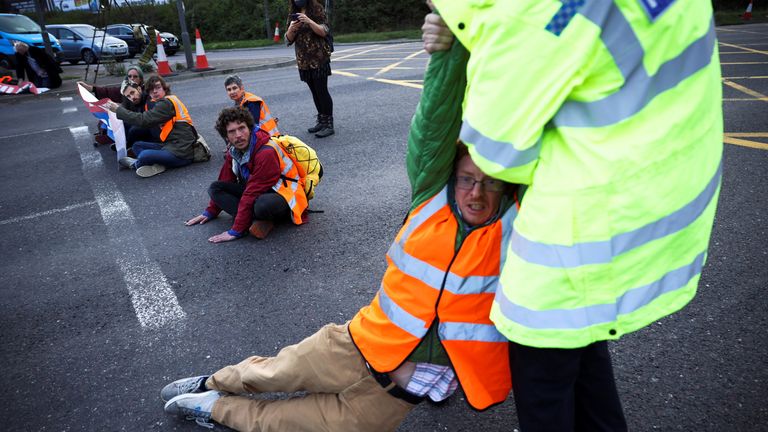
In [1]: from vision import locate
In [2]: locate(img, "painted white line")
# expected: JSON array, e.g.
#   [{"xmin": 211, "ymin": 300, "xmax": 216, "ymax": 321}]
[
  {"xmin": 69, "ymin": 126, "xmax": 186, "ymax": 329},
  {"xmin": 60, "ymin": 97, "xmax": 73, "ymax": 102},
  {"xmin": 63, "ymin": 107, "xmax": 78, "ymax": 114},
  {"xmin": 0, "ymin": 201, "xmax": 97, "ymax": 226},
  {"xmin": 0, "ymin": 126, "xmax": 75, "ymax": 140}
]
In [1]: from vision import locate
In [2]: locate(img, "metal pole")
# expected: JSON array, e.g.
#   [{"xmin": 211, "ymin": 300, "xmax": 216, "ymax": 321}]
[
  {"xmin": 33, "ymin": 0, "xmax": 54, "ymax": 57},
  {"xmin": 175, "ymin": 0, "xmax": 194, "ymax": 70},
  {"xmin": 263, "ymin": 0, "xmax": 271, "ymax": 40}
]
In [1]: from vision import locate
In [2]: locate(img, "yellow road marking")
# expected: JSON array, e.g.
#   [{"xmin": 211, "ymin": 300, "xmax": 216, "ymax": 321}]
[
  {"xmin": 722, "ymin": 79, "xmax": 768, "ymax": 101},
  {"xmin": 377, "ymin": 50, "xmax": 426, "ymax": 76},
  {"xmin": 721, "ymin": 61, "xmax": 768, "ymax": 65},
  {"xmin": 722, "ymin": 75, "xmax": 768, "ymax": 80},
  {"xmin": 717, "ymin": 28, "xmax": 768, "ymax": 36},
  {"xmin": 719, "ymin": 42, "xmax": 768, "ymax": 56},
  {"xmin": 724, "ymin": 134, "xmax": 768, "ymax": 150},
  {"xmin": 367, "ymin": 77, "xmax": 423, "ymax": 89},
  {"xmin": 333, "ymin": 70, "xmax": 360, "ymax": 78},
  {"xmin": 725, "ymin": 133, "xmax": 768, "ymax": 138}
]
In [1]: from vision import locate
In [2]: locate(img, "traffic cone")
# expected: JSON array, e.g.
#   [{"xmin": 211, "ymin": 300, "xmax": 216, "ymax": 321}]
[
  {"xmin": 193, "ymin": 28, "xmax": 215, "ymax": 72},
  {"xmin": 155, "ymin": 34, "xmax": 175, "ymax": 77},
  {"xmin": 742, "ymin": 1, "xmax": 753, "ymax": 20},
  {"xmin": 273, "ymin": 22, "xmax": 280, "ymax": 43}
]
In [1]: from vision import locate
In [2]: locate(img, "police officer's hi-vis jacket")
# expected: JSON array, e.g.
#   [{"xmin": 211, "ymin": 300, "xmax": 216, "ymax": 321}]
[{"xmin": 433, "ymin": 0, "xmax": 723, "ymax": 348}]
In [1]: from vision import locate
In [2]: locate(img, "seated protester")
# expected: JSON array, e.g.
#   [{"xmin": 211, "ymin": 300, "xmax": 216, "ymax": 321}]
[
  {"xmin": 13, "ymin": 41, "xmax": 62, "ymax": 89},
  {"xmin": 163, "ymin": 41, "xmax": 516, "ymax": 432},
  {"xmin": 224, "ymin": 74, "xmax": 279, "ymax": 137},
  {"xmin": 118, "ymin": 79, "xmax": 156, "ymax": 149},
  {"xmin": 78, "ymin": 66, "xmax": 146, "ymax": 146},
  {"xmin": 104, "ymin": 75, "xmax": 195, "ymax": 178},
  {"xmin": 185, "ymin": 107, "xmax": 307, "ymax": 242}
]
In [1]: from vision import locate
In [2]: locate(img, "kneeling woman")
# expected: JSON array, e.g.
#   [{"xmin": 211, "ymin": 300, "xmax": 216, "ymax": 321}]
[{"xmin": 106, "ymin": 76, "xmax": 196, "ymax": 178}]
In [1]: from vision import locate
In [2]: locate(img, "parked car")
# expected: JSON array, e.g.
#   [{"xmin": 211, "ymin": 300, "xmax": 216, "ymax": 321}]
[
  {"xmin": 104, "ymin": 23, "xmax": 144, "ymax": 58},
  {"xmin": 130, "ymin": 24, "xmax": 180, "ymax": 56},
  {"xmin": 47, "ymin": 24, "xmax": 129, "ymax": 64},
  {"xmin": 0, "ymin": 13, "xmax": 63, "ymax": 69}
]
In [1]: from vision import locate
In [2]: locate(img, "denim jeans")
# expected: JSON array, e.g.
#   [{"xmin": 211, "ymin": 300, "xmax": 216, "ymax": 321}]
[{"xmin": 132, "ymin": 141, "xmax": 192, "ymax": 168}]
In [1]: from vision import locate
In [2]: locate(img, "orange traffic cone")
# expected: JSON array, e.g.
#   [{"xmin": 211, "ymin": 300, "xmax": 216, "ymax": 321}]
[
  {"xmin": 155, "ymin": 34, "xmax": 175, "ymax": 76},
  {"xmin": 193, "ymin": 28, "xmax": 215, "ymax": 71},
  {"xmin": 742, "ymin": 1, "xmax": 753, "ymax": 20},
  {"xmin": 273, "ymin": 22, "xmax": 280, "ymax": 43}
]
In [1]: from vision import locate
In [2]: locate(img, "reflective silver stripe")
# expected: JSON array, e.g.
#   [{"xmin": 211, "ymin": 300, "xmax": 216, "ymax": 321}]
[
  {"xmin": 511, "ymin": 163, "xmax": 721, "ymax": 268},
  {"xmin": 388, "ymin": 240, "xmax": 498, "ymax": 295},
  {"xmin": 495, "ymin": 251, "xmax": 705, "ymax": 330},
  {"xmin": 460, "ymin": 120, "xmax": 541, "ymax": 169},
  {"xmin": 439, "ymin": 321, "xmax": 508, "ymax": 343},
  {"xmin": 499, "ymin": 202, "xmax": 517, "ymax": 267},
  {"xmin": 378, "ymin": 285, "xmax": 429, "ymax": 338},
  {"xmin": 398, "ymin": 187, "xmax": 448, "ymax": 243},
  {"xmin": 554, "ymin": 3, "xmax": 716, "ymax": 128}
]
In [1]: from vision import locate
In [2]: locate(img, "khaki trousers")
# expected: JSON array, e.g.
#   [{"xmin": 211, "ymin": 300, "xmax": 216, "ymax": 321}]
[{"xmin": 206, "ymin": 323, "xmax": 415, "ymax": 432}]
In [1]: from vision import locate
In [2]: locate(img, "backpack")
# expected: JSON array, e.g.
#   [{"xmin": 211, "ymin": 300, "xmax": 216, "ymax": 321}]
[
  {"xmin": 271, "ymin": 135, "xmax": 323, "ymax": 199},
  {"xmin": 192, "ymin": 133, "xmax": 212, "ymax": 163}
]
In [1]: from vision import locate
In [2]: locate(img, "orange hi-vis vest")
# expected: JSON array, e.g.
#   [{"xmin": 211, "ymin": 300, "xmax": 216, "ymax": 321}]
[
  {"xmin": 350, "ymin": 186, "xmax": 517, "ymax": 410},
  {"xmin": 264, "ymin": 141, "xmax": 308, "ymax": 224},
  {"xmin": 240, "ymin": 92, "xmax": 280, "ymax": 136},
  {"xmin": 154, "ymin": 95, "xmax": 194, "ymax": 142}
]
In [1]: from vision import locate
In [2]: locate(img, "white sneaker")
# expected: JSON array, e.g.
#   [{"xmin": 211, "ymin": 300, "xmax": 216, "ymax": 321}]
[
  {"xmin": 160, "ymin": 375, "xmax": 209, "ymax": 402},
  {"xmin": 164, "ymin": 390, "xmax": 223, "ymax": 429},
  {"xmin": 135, "ymin": 164, "xmax": 166, "ymax": 178}
]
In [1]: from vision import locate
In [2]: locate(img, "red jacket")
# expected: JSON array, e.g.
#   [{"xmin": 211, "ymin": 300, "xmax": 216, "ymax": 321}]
[{"xmin": 204, "ymin": 129, "xmax": 281, "ymax": 234}]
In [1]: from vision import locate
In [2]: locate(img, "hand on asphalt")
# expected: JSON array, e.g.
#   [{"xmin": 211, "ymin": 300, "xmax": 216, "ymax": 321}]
[
  {"xmin": 208, "ymin": 231, "xmax": 237, "ymax": 243},
  {"xmin": 185, "ymin": 215, "xmax": 209, "ymax": 226},
  {"xmin": 422, "ymin": 13, "xmax": 453, "ymax": 53}
]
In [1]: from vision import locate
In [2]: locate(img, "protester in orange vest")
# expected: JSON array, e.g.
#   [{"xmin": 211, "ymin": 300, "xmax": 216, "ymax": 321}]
[
  {"xmin": 105, "ymin": 75, "xmax": 196, "ymax": 177},
  {"xmin": 162, "ymin": 42, "xmax": 517, "ymax": 431},
  {"xmin": 185, "ymin": 107, "xmax": 307, "ymax": 242},
  {"xmin": 224, "ymin": 75, "xmax": 280, "ymax": 137}
]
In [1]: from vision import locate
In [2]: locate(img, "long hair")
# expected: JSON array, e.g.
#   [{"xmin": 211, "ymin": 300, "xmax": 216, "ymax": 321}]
[{"xmin": 289, "ymin": 0, "xmax": 325, "ymax": 21}]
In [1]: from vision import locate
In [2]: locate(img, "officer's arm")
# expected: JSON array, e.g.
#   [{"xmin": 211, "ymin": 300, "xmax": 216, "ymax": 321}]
[{"xmin": 433, "ymin": 0, "xmax": 589, "ymax": 185}]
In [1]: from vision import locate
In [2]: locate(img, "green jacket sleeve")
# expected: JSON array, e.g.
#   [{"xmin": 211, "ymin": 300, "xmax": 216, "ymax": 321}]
[
  {"xmin": 116, "ymin": 98, "xmax": 174, "ymax": 128},
  {"xmin": 406, "ymin": 41, "xmax": 470, "ymax": 211}
]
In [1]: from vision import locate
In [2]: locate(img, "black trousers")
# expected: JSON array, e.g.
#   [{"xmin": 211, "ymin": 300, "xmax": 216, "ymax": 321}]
[
  {"xmin": 510, "ymin": 341, "xmax": 627, "ymax": 432},
  {"xmin": 208, "ymin": 181, "xmax": 290, "ymax": 222},
  {"xmin": 305, "ymin": 72, "xmax": 333, "ymax": 117}
]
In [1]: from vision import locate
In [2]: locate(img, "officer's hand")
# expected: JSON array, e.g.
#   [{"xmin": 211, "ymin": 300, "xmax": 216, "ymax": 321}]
[
  {"xmin": 422, "ymin": 13, "xmax": 453, "ymax": 53},
  {"xmin": 208, "ymin": 231, "xmax": 237, "ymax": 243},
  {"xmin": 185, "ymin": 214, "xmax": 209, "ymax": 226}
]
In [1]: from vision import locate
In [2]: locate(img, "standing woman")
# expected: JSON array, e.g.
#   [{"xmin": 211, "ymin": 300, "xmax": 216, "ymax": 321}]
[{"xmin": 285, "ymin": 0, "xmax": 335, "ymax": 138}]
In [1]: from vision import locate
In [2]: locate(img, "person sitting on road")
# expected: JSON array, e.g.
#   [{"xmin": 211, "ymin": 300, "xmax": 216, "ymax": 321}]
[
  {"xmin": 13, "ymin": 41, "xmax": 62, "ymax": 89},
  {"xmin": 78, "ymin": 66, "xmax": 146, "ymax": 146},
  {"xmin": 104, "ymin": 75, "xmax": 196, "ymax": 178},
  {"xmin": 224, "ymin": 74, "xmax": 280, "ymax": 137},
  {"xmin": 163, "ymin": 42, "xmax": 518, "ymax": 431},
  {"xmin": 185, "ymin": 106, "xmax": 307, "ymax": 242}
]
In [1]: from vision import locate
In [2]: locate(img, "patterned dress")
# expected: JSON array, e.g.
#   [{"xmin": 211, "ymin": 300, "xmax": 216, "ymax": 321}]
[{"xmin": 291, "ymin": 8, "xmax": 332, "ymax": 82}]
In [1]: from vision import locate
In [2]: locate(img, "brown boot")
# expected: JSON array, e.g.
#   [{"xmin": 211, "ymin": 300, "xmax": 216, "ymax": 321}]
[
  {"xmin": 249, "ymin": 220, "xmax": 274, "ymax": 239},
  {"xmin": 314, "ymin": 115, "xmax": 334, "ymax": 138}
]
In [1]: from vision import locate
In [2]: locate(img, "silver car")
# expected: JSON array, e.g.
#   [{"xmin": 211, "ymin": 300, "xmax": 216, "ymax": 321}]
[{"xmin": 46, "ymin": 24, "xmax": 129, "ymax": 64}]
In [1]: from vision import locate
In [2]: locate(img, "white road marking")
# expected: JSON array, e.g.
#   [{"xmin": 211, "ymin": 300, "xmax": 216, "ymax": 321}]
[
  {"xmin": 60, "ymin": 97, "xmax": 73, "ymax": 102},
  {"xmin": 63, "ymin": 107, "xmax": 78, "ymax": 114},
  {"xmin": 0, "ymin": 201, "xmax": 97, "ymax": 225},
  {"xmin": 0, "ymin": 126, "xmax": 74, "ymax": 140},
  {"xmin": 69, "ymin": 126, "xmax": 186, "ymax": 329}
]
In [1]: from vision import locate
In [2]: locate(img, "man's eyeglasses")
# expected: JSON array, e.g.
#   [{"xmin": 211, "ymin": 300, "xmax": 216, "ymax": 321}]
[{"xmin": 455, "ymin": 176, "xmax": 505, "ymax": 192}]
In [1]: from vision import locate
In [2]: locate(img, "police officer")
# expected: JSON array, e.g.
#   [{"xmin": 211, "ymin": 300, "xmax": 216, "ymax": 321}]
[{"xmin": 423, "ymin": 1, "xmax": 723, "ymax": 430}]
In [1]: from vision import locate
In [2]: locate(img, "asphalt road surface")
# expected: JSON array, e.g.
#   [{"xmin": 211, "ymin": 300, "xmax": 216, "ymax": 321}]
[{"xmin": 1, "ymin": 26, "xmax": 767, "ymax": 432}]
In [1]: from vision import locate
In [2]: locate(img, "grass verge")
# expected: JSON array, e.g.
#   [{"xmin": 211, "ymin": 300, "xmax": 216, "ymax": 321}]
[{"xmin": 715, "ymin": 9, "xmax": 768, "ymax": 26}]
